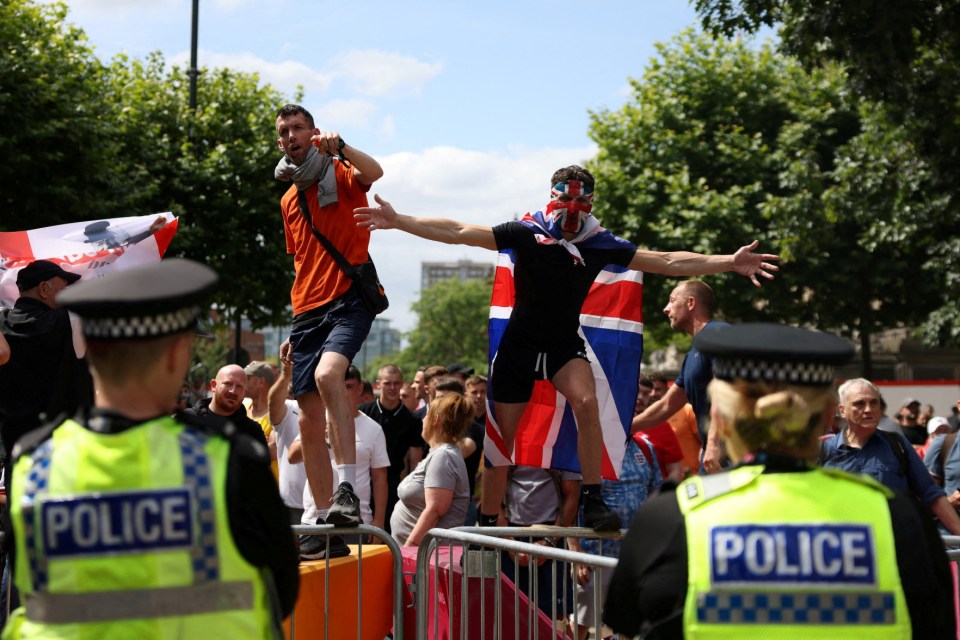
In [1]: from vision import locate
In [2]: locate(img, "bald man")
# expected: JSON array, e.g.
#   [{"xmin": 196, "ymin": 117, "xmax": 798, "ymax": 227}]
[{"xmin": 181, "ymin": 364, "xmax": 268, "ymax": 447}]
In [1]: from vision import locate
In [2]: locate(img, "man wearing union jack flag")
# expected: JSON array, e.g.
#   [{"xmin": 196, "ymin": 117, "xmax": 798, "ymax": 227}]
[{"xmin": 354, "ymin": 165, "xmax": 778, "ymax": 531}]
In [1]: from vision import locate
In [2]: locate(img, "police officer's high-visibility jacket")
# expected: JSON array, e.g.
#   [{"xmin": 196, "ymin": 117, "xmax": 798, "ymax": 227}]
[
  {"xmin": 5, "ymin": 416, "xmax": 277, "ymax": 639},
  {"xmin": 678, "ymin": 465, "xmax": 911, "ymax": 640}
]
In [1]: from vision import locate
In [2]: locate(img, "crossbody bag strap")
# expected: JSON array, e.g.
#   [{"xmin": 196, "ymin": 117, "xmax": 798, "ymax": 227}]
[{"xmin": 296, "ymin": 188, "xmax": 360, "ymax": 282}]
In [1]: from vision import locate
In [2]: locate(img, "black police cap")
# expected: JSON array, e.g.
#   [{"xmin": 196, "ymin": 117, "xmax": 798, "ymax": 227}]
[
  {"xmin": 17, "ymin": 259, "xmax": 81, "ymax": 291},
  {"xmin": 693, "ymin": 323, "xmax": 853, "ymax": 387},
  {"xmin": 57, "ymin": 258, "xmax": 218, "ymax": 340}
]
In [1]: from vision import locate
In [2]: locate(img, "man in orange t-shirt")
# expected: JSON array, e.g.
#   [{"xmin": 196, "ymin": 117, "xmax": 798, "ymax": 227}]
[
  {"xmin": 274, "ymin": 103, "xmax": 384, "ymax": 539},
  {"xmin": 649, "ymin": 371, "xmax": 701, "ymax": 476}
]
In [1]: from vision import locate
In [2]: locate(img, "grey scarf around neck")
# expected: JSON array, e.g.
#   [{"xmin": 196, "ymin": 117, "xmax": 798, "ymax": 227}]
[{"xmin": 274, "ymin": 146, "xmax": 339, "ymax": 207}]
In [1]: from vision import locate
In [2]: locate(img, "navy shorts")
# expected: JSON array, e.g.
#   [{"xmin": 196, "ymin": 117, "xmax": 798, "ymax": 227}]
[
  {"xmin": 290, "ymin": 292, "xmax": 374, "ymax": 398},
  {"xmin": 489, "ymin": 332, "xmax": 589, "ymax": 404}
]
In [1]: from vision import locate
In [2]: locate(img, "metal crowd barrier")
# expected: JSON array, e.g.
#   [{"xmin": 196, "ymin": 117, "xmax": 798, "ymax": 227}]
[
  {"xmin": 2, "ymin": 529, "xmax": 960, "ymax": 637},
  {"xmin": 0, "ymin": 526, "xmax": 407, "ymax": 640},
  {"xmin": 415, "ymin": 526, "xmax": 620, "ymax": 640},
  {"xmin": 942, "ymin": 535, "xmax": 960, "ymax": 561},
  {"xmin": 290, "ymin": 523, "xmax": 405, "ymax": 640}
]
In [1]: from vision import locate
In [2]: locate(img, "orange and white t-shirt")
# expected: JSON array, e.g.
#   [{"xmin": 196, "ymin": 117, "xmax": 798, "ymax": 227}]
[{"xmin": 280, "ymin": 161, "xmax": 372, "ymax": 315}]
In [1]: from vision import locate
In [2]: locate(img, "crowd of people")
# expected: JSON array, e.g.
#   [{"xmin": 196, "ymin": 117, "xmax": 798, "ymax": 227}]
[{"xmin": 0, "ymin": 101, "xmax": 957, "ymax": 638}]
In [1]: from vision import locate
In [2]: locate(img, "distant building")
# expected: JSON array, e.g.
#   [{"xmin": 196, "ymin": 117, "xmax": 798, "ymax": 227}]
[
  {"xmin": 354, "ymin": 317, "xmax": 402, "ymax": 371},
  {"xmin": 262, "ymin": 324, "xmax": 291, "ymax": 363},
  {"xmin": 210, "ymin": 311, "xmax": 265, "ymax": 364},
  {"xmin": 256, "ymin": 316, "xmax": 399, "ymax": 373},
  {"xmin": 421, "ymin": 259, "xmax": 494, "ymax": 291}
]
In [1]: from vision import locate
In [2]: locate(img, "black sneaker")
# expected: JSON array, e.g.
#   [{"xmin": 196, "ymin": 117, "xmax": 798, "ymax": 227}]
[
  {"xmin": 583, "ymin": 493, "xmax": 621, "ymax": 532},
  {"xmin": 326, "ymin": 481, "xmax": 362, "ymax": 527},
  {"xmin": 299, "ymin": 533, "xmax": 350, "ymax": 561}
]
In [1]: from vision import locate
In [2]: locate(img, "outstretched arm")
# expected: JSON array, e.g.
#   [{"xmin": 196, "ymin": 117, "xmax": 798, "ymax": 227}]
[
  {"xmin": 355, "ymin": 194, "xmax": 497, "ymax": 250},
  {"xmin": 628, "ymin": 240, "xmax": 779, "ymax": 287}
]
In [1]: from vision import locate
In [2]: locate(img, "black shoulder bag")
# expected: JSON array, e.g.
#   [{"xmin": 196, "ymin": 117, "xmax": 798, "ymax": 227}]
[{"xmin": 296, "ymin": 189, "xmax": 389, "ymax": 315}]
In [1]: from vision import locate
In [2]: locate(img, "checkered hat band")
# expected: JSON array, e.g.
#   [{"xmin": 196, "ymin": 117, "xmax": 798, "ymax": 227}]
[
  {"xmin": 82, "ymin": 306, "xmax": 200, "ymax": 339},
  {"xmin": 698, "ymin": 590, "xmax": 896, "ymax": 625},
  {"xmin": 713, "ymin": 358, "xmax": 836, "ymax": 386}
]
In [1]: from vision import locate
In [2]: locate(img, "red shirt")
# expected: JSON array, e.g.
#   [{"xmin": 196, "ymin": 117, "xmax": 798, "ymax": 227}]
[{"xmin": 633, "ymin": 422, "xmax": 683, "ymax": 478}]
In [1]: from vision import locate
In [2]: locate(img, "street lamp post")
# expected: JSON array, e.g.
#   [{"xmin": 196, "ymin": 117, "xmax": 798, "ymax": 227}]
[{"xmin": 189, "ymin": 0, "xmax": 199, "ymax": 111}]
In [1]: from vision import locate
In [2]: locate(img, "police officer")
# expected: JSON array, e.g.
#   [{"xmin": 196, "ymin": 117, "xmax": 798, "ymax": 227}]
[
  {"xmin": 3, "ymin": 259, "xmax": 299, "ymax": 638},
  {"xmin": 603, "ymin": 323, "xmax": 955, "ymax": 639}
]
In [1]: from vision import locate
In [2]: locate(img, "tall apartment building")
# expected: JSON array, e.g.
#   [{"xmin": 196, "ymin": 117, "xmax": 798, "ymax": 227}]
[{"xmin": 421, "ymin": 259, "xmax": 494, "ymax": 291}]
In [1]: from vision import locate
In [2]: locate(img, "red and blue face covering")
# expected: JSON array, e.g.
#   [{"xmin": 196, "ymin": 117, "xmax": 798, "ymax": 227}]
[{"xmin": 544, "ymin": 180, "xmax": 595, "ymax": 234}]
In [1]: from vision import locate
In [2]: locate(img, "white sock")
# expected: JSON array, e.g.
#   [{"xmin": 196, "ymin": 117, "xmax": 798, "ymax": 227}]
[{"xmin": 337, "ymin": 464, "xmax": 357, "ymax": 488}]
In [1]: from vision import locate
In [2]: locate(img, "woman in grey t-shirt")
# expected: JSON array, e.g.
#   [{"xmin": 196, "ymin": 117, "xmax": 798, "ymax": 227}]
[{"xmin": 391, "ymin": 394, "xmax": 474, "ymax": 546}]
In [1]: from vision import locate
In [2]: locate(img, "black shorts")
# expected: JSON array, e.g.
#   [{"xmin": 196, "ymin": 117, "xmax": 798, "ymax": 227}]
[
  {"xmin": 289, "ymin": 292, "xmax": 374, "ymax": 398},
  {"xmin": 489, "ymin": 333, "xmax": 589, "ymax": 404}
]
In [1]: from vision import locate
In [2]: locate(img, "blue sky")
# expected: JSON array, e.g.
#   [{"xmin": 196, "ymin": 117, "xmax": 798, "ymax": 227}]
[{"xmin": 55, "ymin": 0, "xmax": 705, "ymax": 334}]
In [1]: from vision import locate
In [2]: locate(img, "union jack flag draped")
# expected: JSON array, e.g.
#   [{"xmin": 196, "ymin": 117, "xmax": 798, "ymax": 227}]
[{"xmin": 484, "ymin": 215, "xmax": 644, "ymax": 480}]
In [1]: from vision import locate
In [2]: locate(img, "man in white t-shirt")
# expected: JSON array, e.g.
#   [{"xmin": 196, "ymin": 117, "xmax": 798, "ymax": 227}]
[
  {"xmin": 268, "ymin": 353, "xmax": 308, "ymax": 524},
  {"xmin": 290, "ymin": 365, "xmax": 390, "ymax": 558}
]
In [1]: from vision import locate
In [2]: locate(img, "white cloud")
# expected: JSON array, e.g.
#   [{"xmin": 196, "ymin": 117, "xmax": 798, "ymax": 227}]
[
  {"xmin": 365, "ymin": 143, "xmax": 597, "ymax": 333},
  {"xmin": 162, "ymin": 48, "xmax": 441, "ymax": 131},
  {"xmin": 168, "ymin": 49, "xmax": 333, "ymax": 97},
  {"xmin": 329, "ymin": 50, "xmax": 443, "ymax": 98},
  {"xmin": 313, "ymin": 99, "xmax": 380, "ymax": 130}
]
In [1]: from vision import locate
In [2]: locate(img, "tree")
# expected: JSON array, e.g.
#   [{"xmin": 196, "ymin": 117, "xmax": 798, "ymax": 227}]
[
  {"xmin": 693, "ymin": 0, "xmax": 960, "ymax": 345},
  {"xmin": 1, "ymin": 1, "xmax": 295, "ymax": 330},
  {"xmin": 191, "ymin": 330, "xmax": 229, "ymax": 391},
  {"xmin": 394, "ymin": 277, "xmax": 492, "ymax": 377},
  {"xmin": 0, "ymin": 0, "xmax": 126, "ymax": 228},
  {"xmin": 588, "ymin": 31, "xmax": 946, "ymax": 375},
  {"xmin": 103, "ymin": 54, "xmax": 295, "ymax": 329}
]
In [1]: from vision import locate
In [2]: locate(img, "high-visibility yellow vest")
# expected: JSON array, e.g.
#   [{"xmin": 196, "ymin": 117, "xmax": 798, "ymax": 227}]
[
  {"xmin": 5, "ymin": 417, "xmax": 277, "ymax": 639},
  {"xmin": 678, "ymin": 465, "xmax": 910, "ymax": 640}
]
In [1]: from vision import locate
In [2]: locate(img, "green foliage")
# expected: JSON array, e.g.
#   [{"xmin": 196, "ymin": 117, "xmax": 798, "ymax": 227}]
[
  {"xmin": 0, "ymin": 0, "xmax": 295, "ymax": 329},
  {"xmin": 693, "ymin": 0, "xmax": 960, "ymax": 346},
  {"xmin": 191, "ymin": 330, "xmax": 229, "ymax": 388},
  {"xmin": 397, "ymin": 277, "xmax": 492, "ymax": 377},
  {"xmin": 103, "ymin": 54, "xmax": 294, "ymax": 328},
  {"xmin": 0, "ymin": 0, "xmax": 124, "ymax": 227},
  {"xmin": 589, "ymin": 31, "xmax": 947, "ymax": 372}
]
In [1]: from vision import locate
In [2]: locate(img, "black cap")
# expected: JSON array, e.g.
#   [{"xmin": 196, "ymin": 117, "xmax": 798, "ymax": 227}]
[
  {"xmin": 244, "ymin": 361, "xmax": 276, "ymax": 384},
  {"xmin": 446, "ymin": 362, "xmax": 475, "ymax": 376},
  {"xmin": 693, "ymin": 323, "xmax": 854, "ymax": 387},
  {"xmin": 57, "ymin": 258, "xmax": 218, "ymax": 340},
  {"xmin": 17, "ymin": 260, "xmax": 81, "ymax": 292}
]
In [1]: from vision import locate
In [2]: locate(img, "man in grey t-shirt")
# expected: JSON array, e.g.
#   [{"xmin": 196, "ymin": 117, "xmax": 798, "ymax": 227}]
[
  {"xmin": 500, "ymin": 466, "xmax": 580, "ymax": 618},
  {"xmin": 504, "ymin": 466, "xmax": 580, "ymax": 527}
]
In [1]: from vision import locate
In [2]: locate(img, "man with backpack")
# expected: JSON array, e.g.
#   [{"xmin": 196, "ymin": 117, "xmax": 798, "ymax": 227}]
[{"xmin": 820, "ymin": 377, "xmax": 960, "ymax": 534}]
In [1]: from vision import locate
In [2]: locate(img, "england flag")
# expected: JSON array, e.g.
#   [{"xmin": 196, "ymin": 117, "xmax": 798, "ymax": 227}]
[{"xmin": 0, "ymin": 213, "xmax": 178, "ymax": 308}]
